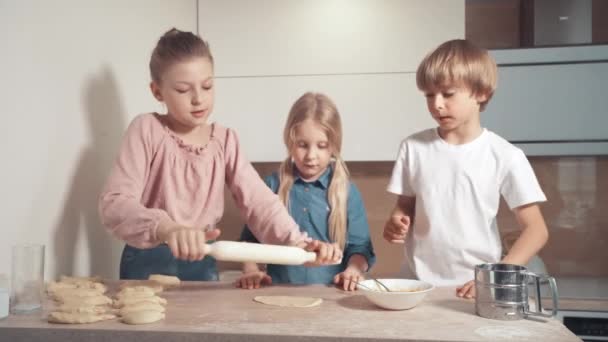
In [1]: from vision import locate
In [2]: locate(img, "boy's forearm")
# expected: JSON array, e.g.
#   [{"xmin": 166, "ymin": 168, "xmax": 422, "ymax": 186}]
[
  {"xmin": 393, "ymin": 195, "xmax": 415, "ymax": 217},
  {"xmin": 501, "ymin": 227, "xmax": 548, "ymax": 265},
  {"xmin": 501, "ymin": 205, "xmax": 549, "ymax": 265}
]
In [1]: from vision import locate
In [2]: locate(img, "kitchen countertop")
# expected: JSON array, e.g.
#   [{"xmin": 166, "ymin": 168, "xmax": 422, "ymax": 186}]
[{"xmin": 0, "ymin": 281, "xmax": 580, "ymax": 342}]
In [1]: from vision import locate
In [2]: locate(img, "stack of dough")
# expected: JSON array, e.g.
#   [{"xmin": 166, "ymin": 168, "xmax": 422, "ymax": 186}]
[
  {"xmin": 115, "ymin": 285, "xmax": 167, "ymax": 325},
  {"xmin": 46, "ymin": 274, "xmax": 178, "ymax": 325},
  {"xmin": 47, "ymin": 276, "xmax": 116, "ymax": 324}
]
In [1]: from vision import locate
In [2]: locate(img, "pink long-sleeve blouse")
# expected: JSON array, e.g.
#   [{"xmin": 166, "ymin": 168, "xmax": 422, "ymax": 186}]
[{"xmin": 99, "ymin": 113, "xmax": 307, "ymax": 249}]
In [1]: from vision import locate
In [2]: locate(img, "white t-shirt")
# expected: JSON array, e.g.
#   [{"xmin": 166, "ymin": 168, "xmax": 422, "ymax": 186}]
[{"xmin": 387, "ymin": 128, "xmax": 546, "ymax": 286}]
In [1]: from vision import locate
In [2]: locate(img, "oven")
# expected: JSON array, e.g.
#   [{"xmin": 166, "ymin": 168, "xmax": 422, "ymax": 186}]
[{"xmin": 556, "ymin": 310, "xmax": 608, "ymax": 341}]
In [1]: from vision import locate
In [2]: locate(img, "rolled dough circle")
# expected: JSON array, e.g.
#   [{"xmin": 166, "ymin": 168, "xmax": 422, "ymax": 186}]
[{"xmin": 253, "ymin": 296, "xmax": 322, "ymax": 307}]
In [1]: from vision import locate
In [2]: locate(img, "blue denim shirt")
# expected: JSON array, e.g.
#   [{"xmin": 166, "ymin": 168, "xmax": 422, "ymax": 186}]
[{"xmin": 240, "ymin": 167, "xmax": 375, "ymax": 284}]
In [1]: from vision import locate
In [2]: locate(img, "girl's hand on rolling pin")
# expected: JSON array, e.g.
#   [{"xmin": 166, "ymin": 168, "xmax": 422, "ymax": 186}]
[
  {"xmin": 303, "ymin": 240, "xmax": 342, "ymax": 266},
  {"xmin": 158, "ymin": 225, "xmax": 221, "ymax": 261}
]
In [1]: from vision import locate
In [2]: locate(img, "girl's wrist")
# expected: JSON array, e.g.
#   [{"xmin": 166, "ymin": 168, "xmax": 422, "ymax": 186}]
[
  {"xmin": 156, "ymin": 216, "xmax": 178, "ymax": 242},
  {"xmin": 347, "ymin": 254, "xmax": 369, "ymax": 273},
  {"xmin": 242, "ymin": 263, "xmax": 262, "ymax": 274}
]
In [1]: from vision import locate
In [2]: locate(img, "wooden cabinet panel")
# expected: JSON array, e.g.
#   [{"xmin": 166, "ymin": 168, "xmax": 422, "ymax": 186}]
[
  {"xmin": 466, "ymin": 0, "xmax": 521, "ymax": 49},
  {"xmin": 593, "ymin": 0, "xmax": 608, "ymax": 43}
]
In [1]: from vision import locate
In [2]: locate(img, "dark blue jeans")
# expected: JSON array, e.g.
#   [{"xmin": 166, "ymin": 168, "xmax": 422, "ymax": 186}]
[{"xmin": 119, "ymin": 244, "xmax": 218, "ymax": 281}]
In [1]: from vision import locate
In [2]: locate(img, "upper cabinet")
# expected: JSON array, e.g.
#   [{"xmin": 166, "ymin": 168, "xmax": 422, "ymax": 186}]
[
  {"xmin": 199, "ymin": 0, "xmax": 465, "ymax": 161},
  {"xmin": 200, "ymin": 0, "xmax": 464, "ymax": 77},
  {"xmin": 487, "ymin": 46, "xmax": 608, "ymax": 156},
  {"xmin": 467, "ymin": 0, "xmax": 608, "ymax": 155}
]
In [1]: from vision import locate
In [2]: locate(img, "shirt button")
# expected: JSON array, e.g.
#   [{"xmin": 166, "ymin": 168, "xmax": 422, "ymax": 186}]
[
  {"xmin": 304, "ymin": 187, "xmax": 309, "ymax": 192},
  {"xmin": 303, "ymin": 207, "xmax": 308, "ymax": 212}
]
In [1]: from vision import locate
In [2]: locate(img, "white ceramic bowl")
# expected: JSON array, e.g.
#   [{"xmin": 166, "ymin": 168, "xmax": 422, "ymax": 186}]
[{"xmin": 357, "ymin": 278, "xmax": 434, "ymax": 310}]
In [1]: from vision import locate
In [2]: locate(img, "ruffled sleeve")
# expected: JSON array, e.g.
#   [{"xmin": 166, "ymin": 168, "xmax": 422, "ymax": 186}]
[{"xmin": 98, "ymin": 114, "xmax": 171, "ymax": 248}]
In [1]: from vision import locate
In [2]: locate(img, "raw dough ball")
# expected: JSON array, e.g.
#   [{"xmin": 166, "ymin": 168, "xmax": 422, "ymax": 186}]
[
  {"xmin": 116, "ymin": 286, "xmax": 156, "ymax": 299},
  {"xmin": 119, "ymin": 302, "xmax": 165, "ymax": 316},
  {"xmin": 51, "ymin": 288, "xmax": 106, "ymax": 301},
  {"xmin": 119, "ymin": 281, "xmax": 164, "ymax": 294},
  {"xmin": 55, "ymin": 304, "xmax": 114, "ymax": 315},
  {"xmin": 253, "ymin": 296, "xmax": 323, "ymax": 308},
  {"xmin": 121, "ymin": 310, "xmax": 165, "ymax": 325},
  {"xmin": 47, "ymin": 281, "xmax": 106, "ymax": 295},
  {"xmin": 148, "ymin": 274, "xmax": 180, "ymax": 287},
  {"xmin": 115, "ymin": 295, "xmax": 167, "ymax": 308},
  {"xmin": 61, "ymin": 295, "xmax": 113, "ymax": 306},
  {"xmin": 48, "ymin": 311, "xmax": 115, "ymax": 324}
]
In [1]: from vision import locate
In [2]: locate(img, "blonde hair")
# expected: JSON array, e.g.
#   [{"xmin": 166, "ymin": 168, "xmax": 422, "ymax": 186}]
[
  {"xmin": 149, "ymin": 28, "xmax": 214, "ymax": 84},
  {"xmin": 278, "ymin": 92, "xmax": 350, "ymax": 249},
  {"xmin": 416, "ymin": 39, "xmax": 497, "ymax": 111}
]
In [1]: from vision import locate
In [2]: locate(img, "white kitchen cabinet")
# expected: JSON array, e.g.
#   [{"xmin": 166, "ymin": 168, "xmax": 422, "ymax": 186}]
[
  {"xmin": 487, "ymin": 46, "xmax": 608, "ymax": 156},
  {"xmin": 199, "ymin": 0, "xmax": 465, "ymax": 161}
]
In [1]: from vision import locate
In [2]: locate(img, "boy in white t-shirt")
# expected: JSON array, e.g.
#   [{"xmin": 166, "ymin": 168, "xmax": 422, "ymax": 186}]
[{"xmin": 384, "ymin": 39, "xmax": 549, "ymax": 299}]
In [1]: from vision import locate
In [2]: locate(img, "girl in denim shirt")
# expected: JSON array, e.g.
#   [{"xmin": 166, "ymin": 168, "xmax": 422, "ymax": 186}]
[{"xmin": 236, "ymin": 92, "xmax": 375, "ymax": 291}]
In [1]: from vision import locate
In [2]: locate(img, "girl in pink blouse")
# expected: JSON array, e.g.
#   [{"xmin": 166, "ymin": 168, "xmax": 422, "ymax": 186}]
[{"xmin": 99, "ymin": 28, "xmax": 342, "ymax": 281}]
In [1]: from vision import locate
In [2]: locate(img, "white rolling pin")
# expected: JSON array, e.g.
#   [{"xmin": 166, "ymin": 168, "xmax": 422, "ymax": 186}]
[{"xmin": 201, "ymin": 241, "xmax": 320, "ymax": 265}]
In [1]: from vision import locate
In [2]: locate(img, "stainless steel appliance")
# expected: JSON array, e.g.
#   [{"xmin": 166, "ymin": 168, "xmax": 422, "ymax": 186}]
[{"xmin": 556, "ymin": 310, "xmax": 608, "ymax": 341}]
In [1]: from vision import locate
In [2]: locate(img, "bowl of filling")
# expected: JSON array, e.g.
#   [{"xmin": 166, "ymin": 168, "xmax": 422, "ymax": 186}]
[{"xmin": 357, "ymin": 278, "xmax": 434, "ymax": 310}]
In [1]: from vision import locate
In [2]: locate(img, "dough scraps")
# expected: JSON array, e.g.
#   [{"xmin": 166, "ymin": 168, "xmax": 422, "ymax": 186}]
[{"xmin": 253, "ymin": 296, "xmax": 323, "ymax": 308}]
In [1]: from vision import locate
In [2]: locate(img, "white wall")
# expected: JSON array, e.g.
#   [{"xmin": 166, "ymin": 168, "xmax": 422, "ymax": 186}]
[
  {"xmin": 0, "ymin": 0, "xmax": 197, "ymax": 280},
  {"xmin": 201, "ymin": 0, "xmax": 464, "ymax": 161}
]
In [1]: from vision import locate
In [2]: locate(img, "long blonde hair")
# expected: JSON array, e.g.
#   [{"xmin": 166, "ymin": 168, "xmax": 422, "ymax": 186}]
[{"xmin": 278, "ymin": 92, "xmax": 350, "ymax": 249}]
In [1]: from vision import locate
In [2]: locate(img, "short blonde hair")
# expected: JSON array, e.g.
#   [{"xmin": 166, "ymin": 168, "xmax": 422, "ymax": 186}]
[{"xmin": 416, "ymin": 39, "xmax": 497, "ymax": 111}]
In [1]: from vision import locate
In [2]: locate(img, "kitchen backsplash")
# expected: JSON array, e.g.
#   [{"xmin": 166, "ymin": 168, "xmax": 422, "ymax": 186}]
[{"xmin": 218, "ymin": 157, "xmax": 608, "ymax": 277}]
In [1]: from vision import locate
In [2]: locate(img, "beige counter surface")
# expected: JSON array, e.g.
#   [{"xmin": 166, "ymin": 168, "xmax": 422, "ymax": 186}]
[{"xmin": 0, "ymin": 281, "xmax": 580, "ymax": 342}]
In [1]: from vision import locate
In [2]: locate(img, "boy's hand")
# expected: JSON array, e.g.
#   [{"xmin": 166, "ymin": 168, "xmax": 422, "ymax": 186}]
[
  {"xmin": 333, "ymin": 265, "xmax": 364, "ymax": 291},
  {"xmin": 302, "ymin": 240, "xmax": 342, "ymax": 266},
  {"xmin": 235, "ymin": 271, "xmax": 272, "ymax": 289},
  {"xmin": 383, "ymin": 215, "xmax": 410, "ymax": 243},
  {"xmin": 456, "ymin": 280, "xmax": 476, "ymax": 299},
  {"xmin": 159, "ymin": 225, "xmax": 221, "ymax": 261}
]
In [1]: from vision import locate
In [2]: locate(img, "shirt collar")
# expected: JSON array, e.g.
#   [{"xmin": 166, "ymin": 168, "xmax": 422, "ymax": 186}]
[{"xmin": 295, "ymin": 166, "xmax": 332, "ymax": 189}]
